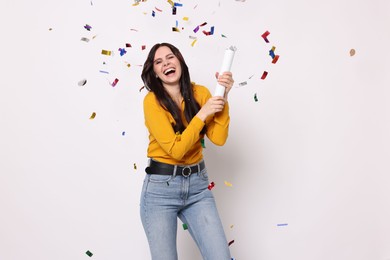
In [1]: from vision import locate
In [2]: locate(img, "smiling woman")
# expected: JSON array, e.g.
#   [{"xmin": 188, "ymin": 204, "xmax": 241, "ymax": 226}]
[{"xmin": 139, "ymin": 42, "xmax": 234, "ymax": 260}]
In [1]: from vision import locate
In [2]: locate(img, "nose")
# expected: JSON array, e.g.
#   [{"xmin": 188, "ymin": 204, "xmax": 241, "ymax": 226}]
[{"xmin": 163, "ymin": 59, "xmax": 169, "ymax": 66}]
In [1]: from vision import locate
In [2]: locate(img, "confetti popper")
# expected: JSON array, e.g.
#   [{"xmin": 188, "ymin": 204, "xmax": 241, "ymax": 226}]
[
  {"xmin": 89, "ymin": 112, "xmax": 96, "ymax": 119},
  {"xmin": 349, "ymin": 48, "xmax": 356, "ymax": 56},
  {"xmin": 272, "ymin": 55, "xmax": 280, "ymax": 64},
  {"xmin": 208, "ymin": 181, "xmax": 215, "ymax": 190},
  {"xmin": 182, "ymin": 223, "xmax": 188, "ymax": 230},
  {"xmin": 261, "ymin": 30, "xmax": 270, "ymax": 43},
  {"xmin": 254, "ymin": 93, "xmax": 258, "ymax": 102},
  {"xmin": 101, "ymin": 50, "xmax": 112, "ymax": 56},
  {"xmin": 111, "ymin": 78, "xmax": 119, "ymax": 87},
  {"xmin": 214, "ymin": 46, "xmax": 237, "ymax": 96},
  {"xmin": 261, "ymin": 71, "xmax": 268, "ymax": 80},
  {"xmin": 78, "ymin": 79, "xmax": 87, "ymax": 86},
  {"xmin": 86, "ymin": 250, "xmax": 93, "ymax": 257},
  {"xmin": 228, "ymin": 240, "xmax": 235, "ymax": 246},
  {"xmin": 224, "ymin": 181, "xmax": 233, "ymax": 187}
]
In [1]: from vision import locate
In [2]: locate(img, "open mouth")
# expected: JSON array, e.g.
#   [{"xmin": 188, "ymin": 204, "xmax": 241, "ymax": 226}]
[{"xmin": 163, "ymin": 68, "xmax": 176, "ymax": 76}]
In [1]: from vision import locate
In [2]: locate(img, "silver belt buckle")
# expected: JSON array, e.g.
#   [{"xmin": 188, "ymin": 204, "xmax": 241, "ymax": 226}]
[{"xmin": 182, "ymin": 166, "xmax": 192, "ymax": 177}]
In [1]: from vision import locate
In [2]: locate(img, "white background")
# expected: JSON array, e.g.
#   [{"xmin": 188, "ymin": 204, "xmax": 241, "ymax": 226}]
[{"xmin": 1, "ymin": 0, "xmax": 390, "ymax": 259}]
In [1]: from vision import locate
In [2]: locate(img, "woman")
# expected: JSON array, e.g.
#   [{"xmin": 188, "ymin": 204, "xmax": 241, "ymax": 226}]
[{"xmin": 140, "ymin": 42, "xmax": 234, "ymax": 260}]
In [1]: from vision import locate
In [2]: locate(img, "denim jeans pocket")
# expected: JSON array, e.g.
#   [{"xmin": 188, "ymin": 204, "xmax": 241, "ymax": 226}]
[
  {"xmin": 148, "ymin": 174, "xmax": 174, "ymax": 183},
  {"xmin": 199, "ymin": 168, "xmax": 209, "ymax": 181}
]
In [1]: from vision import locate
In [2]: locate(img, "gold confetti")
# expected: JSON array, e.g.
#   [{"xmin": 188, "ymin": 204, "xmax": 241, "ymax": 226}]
[
  {"xmin": 349, "ymin": 48, "xmax": 356, "ymax": 56},
  {"xmin": 224, "ymin": 181, "xmax": 233, "ymax": 187},
  {"xmin": 89, "ymin": 112, "xmax": 96, "ymax": 119},
  {"xmin": 191, "ymin": 39, "xmax": 197, "ymax": 47},
  {"xmin": 134, "ymin": 163, "xmax": 137, "ymax": 170},
  {"xmin": 101, "ymin": 49, "xmax": 112, "ymax": 56},
  {"xmin": 183, "ymin": 16, "xmax": 189, "ymax": 21}
]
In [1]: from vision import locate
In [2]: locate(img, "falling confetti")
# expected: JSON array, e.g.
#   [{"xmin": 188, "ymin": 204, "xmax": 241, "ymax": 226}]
[
  {"xmin": 101, "ymin": 50, "xmax": 112, "ymax": 56},
  {"xmin": 202, "ymin": 26, "xmax": 214, "ymax": 36},
  {"xmin": 86, "ymin": 250, "xmax": 93, "ymax": 257},
  {"xmin": 224, "ymin": 181, "xmax": 233, "ymax": 187},
  {"xmin": 272, "ymin": 55, "xmax": 280, "ymax": 64},
  {"xmin": 78, "ymin": 79, "xmax": 87, "ymax": 86},
  {"xmin": 84, "ymin": 24, "xmax": 92, "ymax": 31},
  {"xmin": 125, "ymin": 43, "xmax": 132, "ymax": 47},
  {"xmin": 118, "ymin": 48, "xmax": 127, "ymax": 56},
  {"xmin": 208, "ymin": 181, "xmax": 215, "ymax": 190},
  {"xmin": 122, "ymin": 131, "xmax": 126, "ymax": 136},
  {"xmin": 238, "ymin": 81, "xmax": 247, "ymax": 87},
  {"xmin": 182, "ymin": 223, "xmax": 188, "ymax": 230},
  {"xmin": 134, "ymin": 163, "xmax": 137, "ymax": 170},
  {"xmin": 261, "ymin": 30, "xmax": 270, "ymax": 43},
  {"xmin": 99, "ymin": 70, "xmax": 109, "ymax": 74},
  {"xmin": 200, "ymin": 138, "xmax": 205, "ymax": 148},
  {"xmin": 142, "ymin": 45, "xmax": 146, "ymax": 50},
  {"xmin": 230, "ymin": 225, "xmax": 234, "ymax": 228},
  {"xmin": 254, "ymin": 93, "xmax": 258, "ymax": 102},
  {"xmin": 81, "ymin": 37, "xmax": 90, "ymax": 42},
  {"xmin": 261, "ymin": 71, "xmax": 268, "ymax": 80},
  {"xmin": 228, "ymin": 240, "xmax": 235, "ymax": 246},
  {"xmin": 277, "ymin": 223, "xmax": 288, "ymax": 227},
  {"xmin": 89, "ymin": 112, "xmax": 96, "ymax": 119},
  {"xmin": 111, "ymin": 78, "xmax": 119, "ymax": 87},
  {"xmin": 349, "ymin": 48, "xmax": 356, "ymax": 56}
]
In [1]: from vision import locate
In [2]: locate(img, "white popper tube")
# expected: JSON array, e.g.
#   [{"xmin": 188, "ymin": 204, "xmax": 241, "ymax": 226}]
[{"xmin": 214, "ymin": 46, "xmax": 237, "ymax": 96}]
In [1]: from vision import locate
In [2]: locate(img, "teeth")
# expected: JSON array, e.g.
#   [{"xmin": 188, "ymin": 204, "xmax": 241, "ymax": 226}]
[{"xmin": 164, "ymin": 68, "xmax": 175, "ymax": 75}]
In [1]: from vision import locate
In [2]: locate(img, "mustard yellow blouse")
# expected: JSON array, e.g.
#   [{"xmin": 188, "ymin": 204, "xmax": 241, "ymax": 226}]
[{"xmin": 143, "ymin": 84, "xmax": 230, "ymax": 165}]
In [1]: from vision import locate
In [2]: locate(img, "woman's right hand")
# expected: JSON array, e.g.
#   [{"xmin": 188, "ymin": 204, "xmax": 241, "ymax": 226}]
[{"xmin": 196, "ymin": 96, "xmax": 226, "ymax": 122}]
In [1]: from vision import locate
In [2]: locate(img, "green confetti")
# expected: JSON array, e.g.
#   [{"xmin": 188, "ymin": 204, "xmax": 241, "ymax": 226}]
[
  {"xmin": 254, "ymin": 93, "xmax": 258, "ymax": 102},
  {"xmin": 200, "ymin": 138, "xmax": 205, "ymax": 148},
  {"xmin": 86, "ymin": 250, "xmax": 93, "ymax": 257},
  {"xmin": 182, "ymin": 223, "xmax": 188, "ymax": 230}
]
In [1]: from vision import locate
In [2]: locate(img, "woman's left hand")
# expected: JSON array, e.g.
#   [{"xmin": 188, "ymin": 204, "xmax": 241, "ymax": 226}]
[{"xmin": 215, "ymin": 71, "xmax": 234, "ymax": 100}]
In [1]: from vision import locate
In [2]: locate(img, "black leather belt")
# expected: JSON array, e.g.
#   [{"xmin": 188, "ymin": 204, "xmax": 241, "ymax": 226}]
[{"xmin": 145, "ymin": 159, "xmax": 205, "ymax": 177}]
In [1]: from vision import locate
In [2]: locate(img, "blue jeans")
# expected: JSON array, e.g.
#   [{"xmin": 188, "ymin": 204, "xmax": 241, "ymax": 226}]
[{"xmin": 140, "ymin": 165, "xmax": 231, "ymax": 260}]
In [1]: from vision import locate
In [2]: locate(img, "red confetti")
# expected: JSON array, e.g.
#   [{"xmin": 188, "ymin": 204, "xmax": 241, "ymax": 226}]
[
  {"xmin": 208, "ymin": 182, "xmax": 215, "ymax": 190},
  {"xmin": 228, "ymin": 240, "xmax": 235, "ymax": 246},
  {"xmin": 126, "ymin": 43, "xmax": 132, "ymax": 48},
  {"xmin": 112, "ymin": 78, "xmax": 119, "ymax": 87},
  {"xmin": 142, "ymin": 45, "xmax": 146, "ymax": 50},
  {"xmin": 261, "ymin": 30, "xmax": 270, "ymax": 43},
  {"xmin": 155, "ymin": 6, "xmax": 163, "ymax": 12},
  {"xmin": 272, "ymin": 55, "xmax": 279, "ymax": 64},
  {"xmin": 261, "ymin": 71, "xmax": 268, "ymax": 80}
]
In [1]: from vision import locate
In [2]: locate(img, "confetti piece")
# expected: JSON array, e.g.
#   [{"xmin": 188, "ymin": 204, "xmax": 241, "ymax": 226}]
[
  {"xmin": 49, "ymin": 28, "xmax": 53, "ymax": 31},
  {"xmin": 118, "ymin": 48, "xmax": 127, "ymax": 56},
  {"xmin": 155, "ymin": 7, "xmax": 162, "ymax": 12},
  {"xmin": 238, "ymin": 81, "xmax": 247, "ymax": 87},
  {"xmin": 228, "ymin": 240, "xmax": 235, "ymax": 246},
  {"xmin": 130, "ymin": 28, "xmax": 139, "ymax": 32},
  {"xmin": 134, "ymin": 163, "xmax": 137, "ymax": 170},
  {"xmin": 269, "ymin": 49, "xmax": 275, "ymax": 59},
  {"xmin": 99, "ymin": 70, "xmax": 109, "ymax": 74},
  {"xmin": 89, "ymin": 112, "xmax": 96, "ymax": 119},
  {"xmin": 261, "ymin": 30, "xmax": 270, "ymax": 43},
  {"xmin": 172, "ymin": 27, "xmax": 180, "ymax": 32},
  {"xmin": 122, "ymin": 131, "xmax": 126, "ymax": 136},
  {"xmin": 208, "ymin": 181, "xmax": 215, "ymax": 190},
  {"xmin": 199, "ymin": 22, "xmax": 207, "ymax": 27},
  {"xmin": 200, "ymin": 138, "xmax": 205, "ymax": 148},
  {"xmin": 224, "ymin": 181, "xmax": 233, "ymax": 187},
  {"xmin": 86, "ymin": 250, "xmax": 93, "ymax": 257},
  {"xmin": 81, "ymin": 37, "xmax": 90, "ymax": 42},
  {"xmin": 174, "ymin": 2, "xmax": 183, "ymax": 7},
  {"xmin": 254, "ymin": 93, "xmax": 258, "ymax": 102},
  {"xmin": 349, "ymin": 48, "xmax": 356, "ymax": 56},
  {"xmin": 202, "ymin": 26, "xmax": 214, "ymax": 36},
  {"xmin": 261, "ymin": 71, "xmax": 268, "ymax": 80},
  {"xmin": 221, "ymin": 34, "xmax": 227, "ymax": 38},
  {"xmin": 182, "ymin": 223, "xmax": 188, "ymax": 230},
  {"xmin": 111, "ymin": 78, "xmax": 119, "ymax": 87},
  {"xmin": 183, "ymin": 16, "xmax": 189, "ymax": 21},
  {"xmin": 277, "ymin": 223, "xmax": 288, "ymax": 226},
  {"xmin": 167, "ymin": 0, "xmax": 174, "ymax": 6},
  {"xmin": 78, "ymin": 79, "xmax": 87, "ymax": 86},
  {"xmin": 230, "ymin": 225, "xmax": 234, "ymax": 228},
  {"xmin": 139, "ymin": 86, "xmax": 145, "ymax": 92},
  {"xmin": 172, "ymin": 6, "xmax": 177, "ymax": 15},
  {"xmin": 152, "ymin": 10, "xmax": 155, "ymax": 17},
  {"xmin": 101, "ymin": 50, "xmax": 112, "ymax": 56},
  {"xmin": 125, "ymin": 43, "xmax": 132, "ymax": 47},
  {"xmin": 191, "ymin": 39, "xmax": 197, "ymax": 47},
  {"xmin": 84, "ymin": 24, "xmax": 92, "ymax": 31},
  {"xmin": 142, "ymin": 45, "xmax": 146, "ymax": 50},
  {"xmin": 193, "ymin": 25, "xmax": 200, "ymax": 33},
  {"xmin": 272, "ymin": 55, "xmax": 279, "ymax": 64}
]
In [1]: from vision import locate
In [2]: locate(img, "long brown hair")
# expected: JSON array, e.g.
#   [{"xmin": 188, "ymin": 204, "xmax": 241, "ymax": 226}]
[{"xmin": 141, "ymin": 43, "xmax": 205, "ymax": 134}]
